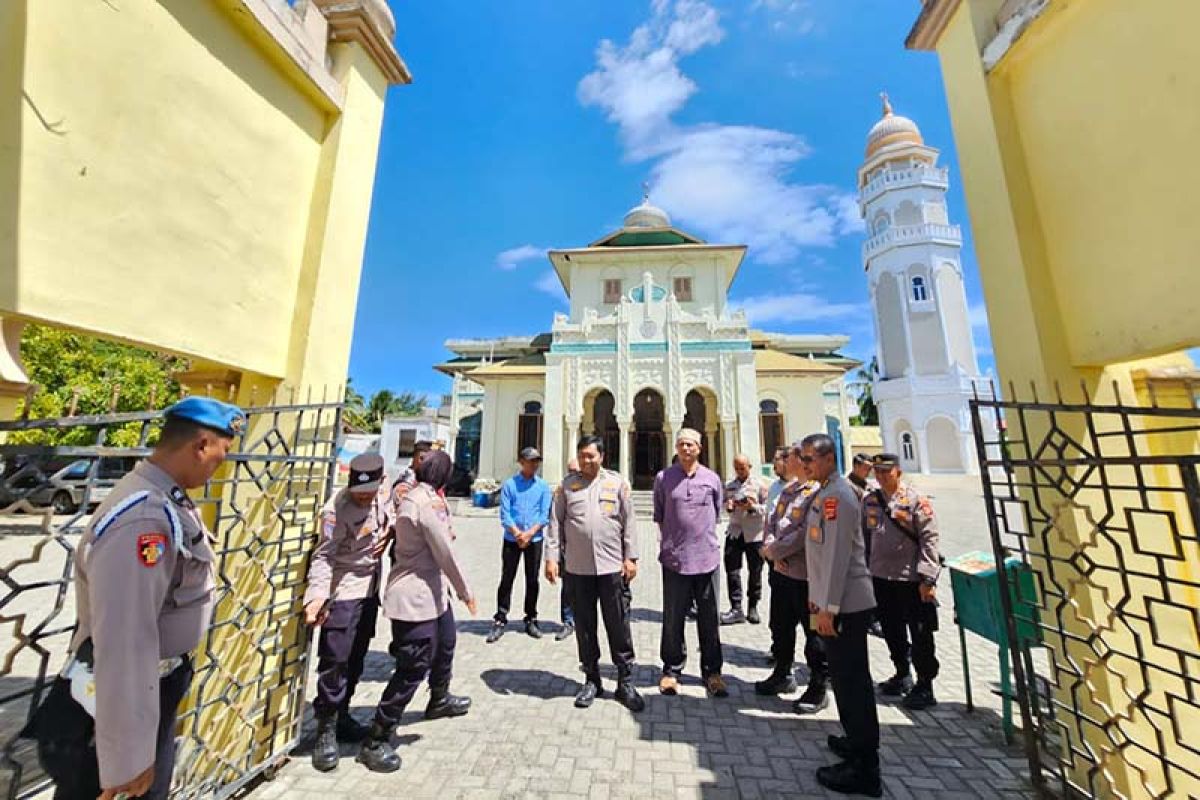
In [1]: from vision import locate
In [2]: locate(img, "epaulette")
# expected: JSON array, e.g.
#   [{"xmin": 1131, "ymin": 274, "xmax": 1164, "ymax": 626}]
[{"xmin": 93, "ymin": 490, "xmax": 152, "ymax": 542}]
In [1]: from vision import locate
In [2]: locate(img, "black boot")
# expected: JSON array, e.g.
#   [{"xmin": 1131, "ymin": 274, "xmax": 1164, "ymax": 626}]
[
  {"xmin": 336, "ymin": 710, "xmax": 369, "ymax": 743},
  {"xmin": 356, "ymin": 723, "xmax": 400, "ymax": 773},
  {"xmin": 424, "ymin": 684, "xmax": 471, "ymax": 720},
  {"xmin": 877, "ymin": 672, "xmax": 912, "ymax": 697},
  {"xmin": 902, "ymin": 681, "xmax": 938, "ymax": 710},
  {"xmin": 615, "ymin": 680, "xmax": 645, "ymax": 713},
  {"xmin": 311, "ymin": 713, "xmax": 339, "ymax": 772},
  {"xmin": 754, "ymin": 670, "xmax": 797, "ymax": 696},
  {"xmin": 746, "ymin": 605, "xmax": 761, "ymax": 624},
  {"xmin": 792, "ymin": 679, "xmax": 829, "ymax": 715},
  {"xmin": 816, "ymin": 755, "xmax": 882, "ymax": 797}
]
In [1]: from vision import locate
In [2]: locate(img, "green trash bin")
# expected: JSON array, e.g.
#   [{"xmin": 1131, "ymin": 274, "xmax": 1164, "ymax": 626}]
[{"xmin": 947, "ymin": 550, "xmax": 1041, "ymax": 744}]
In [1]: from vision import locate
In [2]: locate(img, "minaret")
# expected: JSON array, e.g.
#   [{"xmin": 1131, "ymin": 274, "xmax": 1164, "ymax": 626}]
[{"xmin": 859, "ymin": 94, "xmax": 985, "ymax": 474}]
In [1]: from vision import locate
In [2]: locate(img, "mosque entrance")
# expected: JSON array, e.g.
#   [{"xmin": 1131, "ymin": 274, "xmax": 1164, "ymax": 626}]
[{"xmin": 631, "ymin": 387, "xmax": 666, "ymax": 490}]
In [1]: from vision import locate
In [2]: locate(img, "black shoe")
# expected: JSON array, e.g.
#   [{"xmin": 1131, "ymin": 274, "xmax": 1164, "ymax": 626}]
[
  {"xmin": 574, "ymin": 681, "xmax": 602, "ymax": 709},
  {"xmin": 877, "ymin": 673, "xmax": 913, "ymax": 697},
  {"xmin": 335, "ymin": 711, "xmax": 369, "ymax": 743},
  {"xmin": 816, "ymin": 759, "xmax": 882, "ymax": 797},
  {"xmin": 615, "ymin": 682, "xmax": 645, "ymax": 713},
  {"xmin": 555, "ymin": 624, "xmax": 575, "ymax": 641},
  {"xmin": 525, "ymin": 619, "xmax": 543, "ymax": 639},
  {"xmin": 792, "ymin": 681, "xmax": 829, "ymax": 715},
  {"xmin": 747, "ymin": 606, "xmax": 761, "ymax": 624},
  {"xmin": 867, "ymin": 620, "xmax": 884, "ymax": 638},
  {"xmin": 902, "ymin": 682, "xmax": 938, "ymax": 710},
  {"xmin": 311, "ymin": 714, "xmax": 339, "ymax": 772},
  {"xmin": 486, "ymin": 620, "xmax": 505, "ymax": 644},
  {"xmin": 356, "ymin": 725, "xmax": 400, "ymax": 774},
  {"xmin": 719, "ymin": 608, "xmax": 745, "ymax": 626},
  {"xmin": 827, "ymin": 735, "xmax": 852, "ymax": 760},
  {"xmin": 424, "ymin": 685, "xmax": 471, "ymax": 720},
  {"xmin": 754, "ymin": 672, "xmax": 797, "ymax": 696}
]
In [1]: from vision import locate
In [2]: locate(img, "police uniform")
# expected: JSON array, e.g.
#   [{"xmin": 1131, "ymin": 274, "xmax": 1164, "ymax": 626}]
[
  {"xmin": 805, "ymin": 473, "xmax": 880, "ymax": 792},
  {"xmin": 862, "ymin": 463, "xmax": 941, "ymax": 700},
  {"xmin": 545, "ymin": 468, "xmax": 640, "ymax": 707},
  {"xmin": 721, "ymin": 474, "xmax": 768, "ymax": 621},
  {"xmin": 26, "ymin": 397, "xmax": 243, "ymax": 800},
  {"xmin": 305, "ymin": 454, "xmax": 391, "ymax": 767},
  {"xmin": 758, "ymin": 478, "xmax": 829, "ymax": 711}
]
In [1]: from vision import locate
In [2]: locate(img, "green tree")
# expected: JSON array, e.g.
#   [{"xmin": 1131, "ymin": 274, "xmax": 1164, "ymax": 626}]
[
  {"xmin": 342, "ymin": 382, "xmax": 427, "ymax": 433},
  {"xmin": 342, "ymin": 378, "xmax": 370, "ymax": 432},
  {"xmin": 13, "ymin": 324, "xmax": 187, "ymax": 445},
  {"xmin": 852, "ymin": 356, "xmax": 879, "ymax": 426}
]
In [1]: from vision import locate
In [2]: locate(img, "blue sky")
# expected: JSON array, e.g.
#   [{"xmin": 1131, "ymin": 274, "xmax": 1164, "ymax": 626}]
[{"xmin": 347, "ymin": 0, "xmax": 995, "ymax": 400}]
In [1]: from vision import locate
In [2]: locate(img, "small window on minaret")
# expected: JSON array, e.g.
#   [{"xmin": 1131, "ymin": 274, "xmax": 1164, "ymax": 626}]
[
  {"xmin": 603, "ymin": 279, "xmax": 623, "ymax": 304},
  {"xmin": 673, "ymin": 277, "xmax": 693, "ymax": 302},
  {"xmin": 911, "ymin": 276, "xmax": 929, "ymax": 302}
]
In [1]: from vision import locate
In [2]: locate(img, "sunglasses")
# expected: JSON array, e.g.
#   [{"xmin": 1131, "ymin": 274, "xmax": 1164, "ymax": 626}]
[{"xmin": 799, "ymin": 455, "xmax": 814, "ymax": 463}]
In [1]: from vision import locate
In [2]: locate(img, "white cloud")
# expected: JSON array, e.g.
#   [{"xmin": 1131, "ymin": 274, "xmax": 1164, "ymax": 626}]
[
  {"xmin": 578, "ymin": 0, "xmax": 856, "ymax": 264},
  {"xmin": 534, "ymin": 270, "xmax": 564, "ymax": 297},
  {"xmin": 751, "ymin": 0, "xmax": 818, "ymax": 36},
  {"xmin": 734, "ymin": 292, "xmax": 867, "ymax": 326},
  {"xmin": 495, "ymin": 244, "xmax": 548, "ymax": 271}
]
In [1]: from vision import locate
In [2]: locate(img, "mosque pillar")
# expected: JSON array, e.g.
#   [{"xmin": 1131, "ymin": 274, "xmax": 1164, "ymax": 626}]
[
  {"xmin": 567, "ymin": 418, "xmax": 581, "ymax": 468},
  {"xmin": 704, "ymin": 425, "xmax": 718, "ymax": 475},
  {"xmin": 720, "ymin": 417, "xmax": 737, "ymax": 479},
  {"xmin": 618, "ymin": 418, "xmax": 632, "ymax": 481}
]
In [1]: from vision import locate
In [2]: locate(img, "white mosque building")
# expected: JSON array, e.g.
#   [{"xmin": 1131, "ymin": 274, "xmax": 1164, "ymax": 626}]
[
  {"xmin": 859, "ymin": 95, "xmax": 991, "ymax": 474},
  {"xmin": 436, "ymin": 200, "xmax": 859, "ymax": 488}
]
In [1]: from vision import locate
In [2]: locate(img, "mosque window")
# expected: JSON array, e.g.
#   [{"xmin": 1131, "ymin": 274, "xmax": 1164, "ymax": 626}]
[
  {"xmin": 397, "ymin": 429, "xmax": 417, "ymax": 459},
  {"xmin": 673, "ymin": 276, "xmax": 693, "ymax": 302},
  {"xmin": 873, "ymin": 213, "xmax": 890, "ymax": 234},
  {"xmin": 911, "ymin": 276, "xmax": 929, "ymax": 302},
  {"xmin": 901, "ymin": 432, "xmax": 915, "ymax": 461},
  {"xmin": 518, "ymin": 401, "xmax": 543, "ymax": 454},
  {"xmin": 603, "ymin": 279, "xmax": 623, "ymax": 304},
  {"xmin": 759, "ymin": 399, "xmax": 784, "ymax": 462}
]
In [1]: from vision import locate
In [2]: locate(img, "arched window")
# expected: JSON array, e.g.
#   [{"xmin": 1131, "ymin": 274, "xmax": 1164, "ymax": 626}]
[
  {"xmin": 901, "ymin": 431, "xmax": 915, "ymax": 461},
  {"xmin": 759, "ymin": 399, "xmax": 784, "ymax": 462},
  {"xmin": 911, "ymin": 275, "xmax": 929, "ymax": 302},
  {"xmin": 873, "ymin": 214, "xmax": 890, "ymax": 235},
  {"xmin": 517, "ymin": 401, "xmax": 543, "ymax": 455}
]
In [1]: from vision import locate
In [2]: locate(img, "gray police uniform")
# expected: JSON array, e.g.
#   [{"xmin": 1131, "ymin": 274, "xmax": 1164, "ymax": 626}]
[
  {"xmin": 72, "ymin": 460, "xmax": 216, "ymax": 797},
  {"xmin": 805, "ymin": 474, "xmax": 879, "ymax": 767},
  {"xmin": 863, "ymin": 483, "xmax": 941, "ymax": 683},
  {"xmin": 722, "ymin": 475, "xmax": 768, "ymax": 614}
]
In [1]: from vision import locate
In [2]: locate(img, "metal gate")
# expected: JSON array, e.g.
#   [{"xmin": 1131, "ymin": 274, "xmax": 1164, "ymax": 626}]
[
  {"xmin": 0, "ymin": 400, "xmax": 342, "ymax": 799},
  {"xmin": 971, "ymin": 388, "xmax": 1200, "ymax": 799}
]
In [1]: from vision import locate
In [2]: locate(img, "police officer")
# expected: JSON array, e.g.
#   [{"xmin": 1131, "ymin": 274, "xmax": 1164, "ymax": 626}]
[
  {"xmin": 719, "ymin": 454, "xmax": 769, "ymax": 626},
  {"xmin": 802, "ymin": 433, "xmax": 881, "ymax": 797},
  {"xmin": 758, "ymin": 441, "xmax": 828, "ymax": 714},
  {"xmin": 544, "ymin": 436, "xmax": 643, "ymax": 712},
  {"xmin": 862, "ymin": 453, "xmax": 941, "ymax": 710},
  {"xmin": 391, "ymin": 440, "xmax": 433, "ymax": 509},
  {"xmin": 31, "ymin": 397, "xmax": 243, "ymax": 800},
  {"xmin": 359, "ymin": 450, "xmax": 476, "ymax": 773},
  {"xmin": 304, "ymin": 453, "xmax": 392, "ymax": 772}
]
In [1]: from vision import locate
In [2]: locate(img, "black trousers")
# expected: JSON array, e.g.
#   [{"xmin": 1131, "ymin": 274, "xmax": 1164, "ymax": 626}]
[
  {"xmin": 559, "ymin": 556, "xmax": 575, "ymax": 626},
  {"xmin": 724, "ymin": 536, "xmax": 764, "ymax": 611},
  {"xmin": 768, "ymin": 573, "xmax": 827, "ymax": 682},
  {"xmin": 873, "ymin": 578, "xmax": 939, "ymax": 682},
  {"xmin": 374, "ymin": 608, "xmax": 457, "ymax": 729},
  {"xmin": 661, "ymin": 567, "xmax": 723, "ymax": 679},
  {"xmin": 48, "ymin": 658, "xmax": 193, "ymax": 800},
  {"xmin": 823, "ymin": 609, "xmax": 880, "ymax": 764},
  {"xmin": 495, "ymin": 539, "xmax": 543, "ymax": 623},
  {"xmin": 313, "ymin": 597, "xmax": 378, "ymax": 717},
  {"xmin": 566, "ymin": 571, "xmax": 635, "ymax": 682}
]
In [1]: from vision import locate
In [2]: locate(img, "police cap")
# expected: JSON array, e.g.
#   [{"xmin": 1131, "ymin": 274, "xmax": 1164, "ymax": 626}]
[
  {"xmin": 165, "ymin": 397, "xmax": 247, "ymax": 438},
  {"xmin": 348, "ymin": 453, "xmax": 385, "ymax": 493},
  {"xmin": 872, "ymin": 453, "xmax": 900, "ymax": 468}
]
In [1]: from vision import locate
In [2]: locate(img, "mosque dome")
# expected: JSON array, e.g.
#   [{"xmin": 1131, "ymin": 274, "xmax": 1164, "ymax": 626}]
[
  {"xmin": 866, "ymin": 93, "xmax": 924, "ymax": 159},
  {"xmin": 623, "ymin": 197, "xmax": 671, "ymax": 229}
]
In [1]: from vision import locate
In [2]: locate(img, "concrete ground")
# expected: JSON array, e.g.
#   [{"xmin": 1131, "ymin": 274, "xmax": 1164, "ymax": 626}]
[{"xmin": 256, "ymin": 473, "xmax": 1033, "ymax": 800}]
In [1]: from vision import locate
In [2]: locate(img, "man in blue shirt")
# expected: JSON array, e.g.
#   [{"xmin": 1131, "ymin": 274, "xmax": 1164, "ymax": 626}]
[{"xmin": 487, "ymin": 447, "xmax": 552, "ymax": 642}]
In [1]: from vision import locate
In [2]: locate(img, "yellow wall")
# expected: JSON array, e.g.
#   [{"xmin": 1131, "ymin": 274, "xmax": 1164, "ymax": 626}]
[{"xmin": 5, "ymin": 0, "xmax": 390, "ymax": 393}]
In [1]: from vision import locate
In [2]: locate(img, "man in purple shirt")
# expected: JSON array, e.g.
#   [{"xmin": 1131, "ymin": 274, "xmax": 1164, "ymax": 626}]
[{"xmin": 653, "ymin": 428, "xmax": 728, "ymax": 698}]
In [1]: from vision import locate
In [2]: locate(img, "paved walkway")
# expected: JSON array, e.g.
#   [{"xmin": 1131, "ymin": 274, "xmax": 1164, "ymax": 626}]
[{"xmin": 256, "ymin": 475, "xmax": 1032, "ymax": 799}]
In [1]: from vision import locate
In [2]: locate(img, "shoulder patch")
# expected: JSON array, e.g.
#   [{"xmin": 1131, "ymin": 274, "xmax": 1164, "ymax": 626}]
[
  {"xmin": 93, "ymin": 490, "xmax": 152, "ymax": 541},
  {"xmin": 137, "ymin": 533, "xmax": 168, "ymax": 567}
]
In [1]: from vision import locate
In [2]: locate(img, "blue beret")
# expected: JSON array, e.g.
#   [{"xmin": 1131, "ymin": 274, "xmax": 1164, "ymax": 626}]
[{"xmin": 164, "ymin": 397, "xmax": 247, "ymax": 437}]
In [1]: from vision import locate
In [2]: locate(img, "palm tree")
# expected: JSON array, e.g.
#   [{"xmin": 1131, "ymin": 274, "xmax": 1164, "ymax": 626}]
[{"xmin": 853, "ymin": 356, "xmax": 879, "ymax": 426}]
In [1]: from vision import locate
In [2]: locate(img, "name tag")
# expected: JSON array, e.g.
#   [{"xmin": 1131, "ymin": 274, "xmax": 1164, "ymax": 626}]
[{"xmin": 808, "ymin": 525, "xmax": 823, "ymax": 544}]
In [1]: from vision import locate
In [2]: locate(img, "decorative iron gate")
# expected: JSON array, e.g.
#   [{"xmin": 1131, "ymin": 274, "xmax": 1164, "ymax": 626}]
[
  {"xmin": 971, "ymin": 389, "xmax": 1200, "ymax": 799},
  {"xmin": 0, "ymin": 400, "xmax": 342, "ymax": 799}
]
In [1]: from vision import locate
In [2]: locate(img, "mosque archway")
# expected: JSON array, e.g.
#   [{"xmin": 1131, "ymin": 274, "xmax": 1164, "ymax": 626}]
[
  {"xmin": 631, "ymin": 387, "xmax": 666, "ymax": 490},
  {"xmin": 585, "ymin": 388, "xmax": 621, "ymax": 471}
]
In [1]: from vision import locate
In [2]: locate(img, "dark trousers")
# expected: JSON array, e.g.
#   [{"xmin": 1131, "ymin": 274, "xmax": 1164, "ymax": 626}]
[
  {"xmin": 566, "ymin": 571, "xmax": 635, "ymax": 682},
  {"xmin": 559, "ymin": 557, "xmax": 575, "ymax": 626},
  {"xmin": 823, "ymin": 609, "xmax": 880, "ymax": 764},
  {"xmin": 661, "ymin": 567, "xmax": 723, "ymax": 679},
  {"xmin": 374, "ymin": 608, "xmax": 457, "ymax": 729},
  {"xmin": 873, "ymin": 577, "xmax": 939, "ymax": 682},
  {"xmin": 313, "ymin": 597, "xmax": 378, "ymax": 717},
  {"xmin": 768, "ymin": 573, "xmax": 827, "ymax": 682},
  {"xmin": 724, "ymin": 536, "xmax": 764, "ymax": 611},
  {"xmin": 495, "ymin": 539, "xmax": 543, "ymax": 623},
  {"xmin": 49, "ymin": 659, "xmax": 193, "ymax": 800}
]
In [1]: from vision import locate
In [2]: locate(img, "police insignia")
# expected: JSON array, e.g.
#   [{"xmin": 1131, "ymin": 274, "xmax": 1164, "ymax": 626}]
[
  {"xmin": 137, "ymin": 533, "xmax": 167, "ymax": 567},
  {"xmin": 568, "ymin": 480, "xmax": 583, "ymax": 491},
  {"xmin": 808, "ymin": 525, "xmax": 822, "ymax": 543},
  {"xmin": 823, "ymin": 497, "xmax": 838, "ymax": 521}
]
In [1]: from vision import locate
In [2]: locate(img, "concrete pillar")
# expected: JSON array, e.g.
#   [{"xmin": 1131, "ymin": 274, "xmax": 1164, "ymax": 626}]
[
  {"xmin": 705, "ymin": 425, "xmax": 718, "ymax": 475},
  {"xmin": 720, "ymin": 418, "xmax": 737, "ymax": 479},
  {"xmin": 567, "ymin": 418, "xmax": 581, "ymax": 471},
  {"xmin": 619, "ymin": 419, "xmax": 632, "ymax": 481}
]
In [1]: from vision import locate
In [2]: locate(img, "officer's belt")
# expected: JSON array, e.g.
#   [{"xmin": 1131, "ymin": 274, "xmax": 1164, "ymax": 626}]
[{"xmin": 59, "ymin": 650, "xmax": 186, "ymax": 718}]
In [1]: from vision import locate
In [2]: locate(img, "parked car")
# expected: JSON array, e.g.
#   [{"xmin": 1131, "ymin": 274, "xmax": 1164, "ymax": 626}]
[{"xmin": 0, "ymin": 456, "xmax": 138, "ymax": 514}]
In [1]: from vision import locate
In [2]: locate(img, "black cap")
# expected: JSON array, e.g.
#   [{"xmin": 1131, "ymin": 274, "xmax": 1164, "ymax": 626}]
[
  {"xmin": 852, "ymin": 452, "xmax": 873, "ymax": 465},
  {"xmin": 872, "ymin": 453, "xmax": 900, "ymax": 468},
  {"xmin": 519, "ymin": 446, "xmax": 542, "ymax": 462},
  {"xmin": 348, "ymin": 453, "xmax": 385, "ymax": 492}
]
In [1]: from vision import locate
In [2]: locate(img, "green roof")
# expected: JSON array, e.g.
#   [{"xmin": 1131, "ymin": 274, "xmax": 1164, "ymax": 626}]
[{"xmin": 599, "ymin": 230, "xmax": 698, "ymax": 247}]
